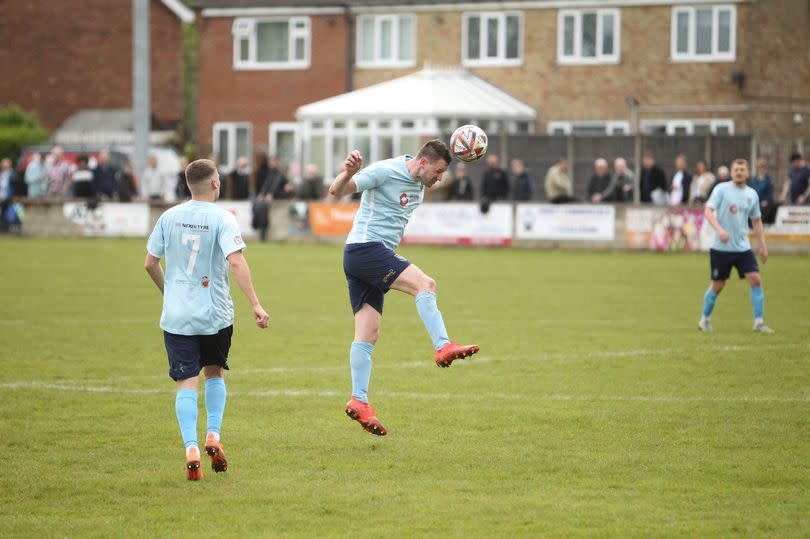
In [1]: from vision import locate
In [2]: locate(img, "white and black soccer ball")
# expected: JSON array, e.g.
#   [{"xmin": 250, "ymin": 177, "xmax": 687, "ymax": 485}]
[{"xmin": 449, "ymin": 124, "xmax": 488, "ymax": 163}]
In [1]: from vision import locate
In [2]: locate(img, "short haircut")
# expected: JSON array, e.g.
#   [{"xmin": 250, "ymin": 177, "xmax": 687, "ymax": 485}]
[
  {"xmin": 790, "ymin": 152, "xmax": 802, "ymax": 162},
  {"xmin": 731, "ymin": 158, "xmax": 749, "ymax": 168},
  {"xmin": 416, "ymin": 139, "xmax": 452, "ymax": 165},
  {"xmin": 186, "ymin": 159, "xmax": 217, "ymax": 191}
]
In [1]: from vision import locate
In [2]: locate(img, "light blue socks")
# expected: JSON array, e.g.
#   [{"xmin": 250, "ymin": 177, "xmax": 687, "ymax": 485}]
[
  {"xmin": 205, "ymin": 377, "xmax": 227, "ymax": 436},
  {"xmin": 702, "ymin": 287, "xmax": 718, "ymax": 318},
  {"xmin": 350, "ymin": 342, "xmax": 374, "ymax": 403},
  {"xmin": 750, "ymin": 286, "xmax": 764, "ymax": 321},
  {"xmin": 175, "ymin": 389, "xmax": 198, "ymax": 449},
  {"xmin": 415, "ymin": 291, "xmax": 451, "ymax": 351}
]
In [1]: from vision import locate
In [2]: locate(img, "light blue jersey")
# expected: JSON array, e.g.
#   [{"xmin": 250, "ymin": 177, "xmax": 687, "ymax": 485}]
[
  {"xmin": 346, "ymin": 155, "xmax": 425, "ymax": 250},
  {"xmin": 706, "ymin": 181, "xmax": 761, "ymax": 252},
  {"xmin": 147, "ymin": 201, "xmax": 246, "ymax": 335}
]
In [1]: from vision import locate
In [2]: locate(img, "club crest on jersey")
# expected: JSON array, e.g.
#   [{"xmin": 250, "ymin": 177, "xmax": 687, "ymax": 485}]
[
  {"xmin": 201, "ymin": 276, "xmax": 209, "ymax": 288},
  {"xmin": 399, "ymin": 193, "xmax": 409, "ymax": 207},
  {"xmin": 730, "ymin": 204, "xmax": 738, "ymax": 214}
]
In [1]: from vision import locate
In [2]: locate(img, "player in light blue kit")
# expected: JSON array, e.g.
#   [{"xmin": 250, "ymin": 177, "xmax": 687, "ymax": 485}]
[
  {"xmin": 144, "ymin": 159, "xmax": 269, "ymax": 480},
  {"xmin": 699, "ymin": 158, "xmax": 773, "ymax": 333},
  {"xmin": 329, "ymin": 140, "xmax": 480, "ymax": 436}
]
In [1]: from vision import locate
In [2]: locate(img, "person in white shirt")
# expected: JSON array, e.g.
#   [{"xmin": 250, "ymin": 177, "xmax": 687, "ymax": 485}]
[{"xmin": 141, "ymin": 155, "xmax": 165, "ymax": 200}]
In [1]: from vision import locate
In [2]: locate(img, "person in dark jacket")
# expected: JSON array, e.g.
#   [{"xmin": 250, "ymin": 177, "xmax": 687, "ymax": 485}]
[
  {"xmin": 639, "ymin": 151, "xmax": 668, "ymax": 204},
  {"xmin": 669, "ymin": 154, "xmax": 692, "ymax": 206},
  {"xmin": 298, "ymin": 163, "xmax": 324, "ymax": 200},
  {"xmin": 253, "ymin": 153, "xmax": 269, "ymax": 197},
  {"xmin": 510, "ymin": 159, "xmax": 533, "ymax": 201},
  {"xmin": 175, "ymin": 157, "xmax": 191, "ymax": 200},
  {"xmin": 227, "ymin": 156, "xmax": 250, "ymax": 200},
  {"xmin": 480, "ymin": 154, "xmax": 509, "ymax": 201},
  {"xmin": 588, "ymin": 158, "xmax": 615, "ymax": 203},
  {"xmin": 259, "ymin": 156, "xmax": 290, "ymax": 201},
  {"xmin": 93, "ymin": 151, "xmax": 117, "ymax": 199},
  {"xmin": 448, "ymin": 162, "xmax": 474, "ymax": 200},
  {"xmin": 749, "ymin": 158, "xmax": 775, "ymax": 224}
]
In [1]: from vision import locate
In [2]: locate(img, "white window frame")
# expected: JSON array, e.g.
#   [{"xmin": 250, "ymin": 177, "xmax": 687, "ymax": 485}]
[
  {"xmin": 557, "ymin": 9, "xmax": 621, "ymax": 65},
  {"xmin": 232, "ymin": 17, "xmax": 311, "ymax": 70},
  {"xmin": 547, "ymin": 121, "xmax": 630, "ymax": 136},
  {"xmin": 356, "ymin": 14, "xmax": 417, "ymax": 68},
  {"xmin": 213, "ymin": 122, "xmax": 252, "ymax": 172},
  {"xmin": 461, "ymin": 11, "xmax": 523, "ymax": 67},
  {"xmin": 670, "ymin": 5, "xmax": 735, "ymax": 62},
  {"xmin": 640, "ymin": 119, "xmax": 735, "ymax": 135},
  {"xmin": 269, "ymin": 122, "xmax": 302, "ymax": 174}
]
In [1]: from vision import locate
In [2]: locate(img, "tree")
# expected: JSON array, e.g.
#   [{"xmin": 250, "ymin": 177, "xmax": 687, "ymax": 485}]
[{"xmin": 0, "ymin": 105, "xmax": 49, "ymax": 163}]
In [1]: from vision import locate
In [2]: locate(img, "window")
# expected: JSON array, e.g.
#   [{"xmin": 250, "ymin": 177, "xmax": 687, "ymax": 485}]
[
  {"xmin": 640, "ymin": 119, "xmax": 735, "ymax": 135},
  {"xmin": 269, "ymin": 122, "xmax": 300, "ymax": 172},
  {"xmin": 213, "ymin": 123, "xmax": 251, "ymax": 171},
  {"xmin": 671, "ymin": 5, "xmax": 735, "ymax": 61},
  {"xmin": 357, "ymin": 14, "xmax": 416, "ymax": 68},
  {"xmin": 232, "ymin": 17, "xmax": 310, "ymax": 69},
  {"xmin": 462, "ymin": 12, "xmax": 522, "ymax": 66},
  {"xmin": 547, "ymin": 121, "xmax": 629, "ymax": 136},
  {"xmin": 557, "ymin": 9, "xmax": 620, "ymax": 64}
]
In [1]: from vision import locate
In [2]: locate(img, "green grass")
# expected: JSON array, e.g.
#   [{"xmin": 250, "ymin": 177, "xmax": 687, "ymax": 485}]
[{"xmin": 1, "ymin": 238, "xmax": 809, "ymax": 537}]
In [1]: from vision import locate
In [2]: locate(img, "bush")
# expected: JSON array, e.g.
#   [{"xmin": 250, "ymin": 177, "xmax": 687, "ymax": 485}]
[{"xmin": 0, "ymin": 105, "xmax": 48, "ymax": 164}]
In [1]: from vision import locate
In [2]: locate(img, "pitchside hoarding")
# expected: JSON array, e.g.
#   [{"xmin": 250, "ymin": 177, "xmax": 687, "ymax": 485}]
[
  {"xmin": 402, "ymin": 203, "xmax": 513, "ymax": 246},
  {"xmin": 515, "ymin": 204, "xmax": 615, "ymax": 241},
  {"xmin": 63, "ymin": 202, "xmax": 150, "ymax": 237}
]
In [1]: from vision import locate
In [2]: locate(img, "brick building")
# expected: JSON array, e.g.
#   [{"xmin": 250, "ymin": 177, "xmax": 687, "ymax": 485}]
[
  {"xmin": 0, "ymin": 0, "xmax": 193, "ymax": 131},
  {"xmin": 194, "ymin": 0, "xmax": 810, "ymax": 171}
]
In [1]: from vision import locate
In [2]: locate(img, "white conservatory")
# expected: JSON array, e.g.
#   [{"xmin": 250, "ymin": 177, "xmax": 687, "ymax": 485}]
[{"xmin": 291, "ymin": 67, "xmax": 537, "ymax": 179}]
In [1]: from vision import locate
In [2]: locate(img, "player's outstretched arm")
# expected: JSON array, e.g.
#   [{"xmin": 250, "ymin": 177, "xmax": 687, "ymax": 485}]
[
  {"xmin": 227, "ymin": 251, "xmax": 270, "ymax": 329},
  {"xmin": 328, "ymin": 150, "xmax": 363, "ymax": 197},
  {"xmin": 752, "ymin": 217, "xmax": 768, "ymax": 263},
  {"xmin": 144, "ymin": 252, "xmax": 165, "ymax": 295}
]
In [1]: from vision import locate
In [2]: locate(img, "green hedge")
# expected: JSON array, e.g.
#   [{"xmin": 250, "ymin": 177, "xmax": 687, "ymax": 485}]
[{"xmin": 0, "ymin": 105, "xmax": 49, "ymax": 163}]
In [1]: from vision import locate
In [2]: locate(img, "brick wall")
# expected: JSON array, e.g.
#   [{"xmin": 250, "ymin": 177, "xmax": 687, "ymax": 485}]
[
  {"xmin": 0, "ymin": 0, "xmax": 183, "ymax": 130},
  {"xmin": 196, "ymin": 14, "xmax": 348, "ymax": 156},
  {"xmin": 353, "ymin": 3, "xmax": 810, "ymax": 141}
]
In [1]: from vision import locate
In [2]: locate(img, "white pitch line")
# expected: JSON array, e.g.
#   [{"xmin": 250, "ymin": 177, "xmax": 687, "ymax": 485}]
[{"xmin": 1, "ymin": 380, "xmax": 808, "ymax": 404}]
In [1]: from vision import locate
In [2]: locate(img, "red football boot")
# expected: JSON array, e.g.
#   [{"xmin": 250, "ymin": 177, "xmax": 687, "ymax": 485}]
[
  {"xmin": 204, "ymin": 433, "xmax": 228, "ymax": 473},
  {"xmin": 185, "ymin": 446, "xmax": 203, "ymax": 481},
  {"xmin": 345, "ymin": 397, "xmax": 388, "ymax": 436},
  {"xmin": 435, "ymin": 341, "xmax": 480, "ymax": 368}
]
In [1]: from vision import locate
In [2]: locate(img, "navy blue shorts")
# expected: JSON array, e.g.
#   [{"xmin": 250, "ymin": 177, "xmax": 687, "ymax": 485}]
[
  {"xmin": 163, "ymin": 325, "xmax": 233, "ymax": 381},
  {"xmin": 710, "ymin": 249, "xmax": 759, "ymax": 281},
  {"xmin": 343, "ymin": 242, "xmax": 411, "ymax": 315}
]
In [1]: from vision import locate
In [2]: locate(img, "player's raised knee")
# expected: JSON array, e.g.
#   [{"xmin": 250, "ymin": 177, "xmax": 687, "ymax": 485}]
[
  {"xmin": 747, "ymin": 272, "xmax": 762, "ymax": 286},
  {"xmin": 421, "ymin": 276, "xmax": 437, "ymax": 293}
]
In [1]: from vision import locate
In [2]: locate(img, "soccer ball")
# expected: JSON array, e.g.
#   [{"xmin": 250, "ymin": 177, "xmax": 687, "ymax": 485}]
[{"xmin": 450, "ymin": 125, "xmax": 488, "ymax": 163}]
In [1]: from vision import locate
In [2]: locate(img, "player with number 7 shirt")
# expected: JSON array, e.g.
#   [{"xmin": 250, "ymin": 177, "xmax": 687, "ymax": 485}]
[{"xmin": 144, "ymin": 159, "xmax": 270, "ymax": 481}]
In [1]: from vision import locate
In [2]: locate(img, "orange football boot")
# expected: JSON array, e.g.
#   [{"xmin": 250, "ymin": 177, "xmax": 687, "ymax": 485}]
[
  {"xmin": 186, "ymin": 446, "xmax": 203, "ymax": 481},
  {"xmin": 345, "ymin": 397, "xmax": 387, "ymax": 436},
  {"xmin": 204, "ymin": 433, "xmax": 228, "ymax": 473},
  {"xmin": 435, "ymin": 341, "xmax": 480, "ymax": 368}
]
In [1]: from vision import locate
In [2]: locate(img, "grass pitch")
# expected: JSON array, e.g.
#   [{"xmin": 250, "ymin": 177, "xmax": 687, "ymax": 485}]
[{"xmin": 1, "ymin": 238, "xmax": 809, "ymax": 537}]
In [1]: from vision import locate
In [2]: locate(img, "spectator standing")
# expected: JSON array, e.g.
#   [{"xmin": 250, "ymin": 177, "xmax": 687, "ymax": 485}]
[
  {"xmin": 93, "ymin": 151, "xmax": 117, "ymax": 199},
  {"xmin": 259, "ymin": 156, "xmax": 290, "ymax": 202},
  {"xmin": 510, "ymin": 159, "xmax": 533, "ymax": 201},
  {"xmin": 448, "ymin": 162, "xmax": 474, "ymax": 201},
  {"xmin": 253, "ymin": 153, "xmax": 269, "ymax": 198},
  {"xmin": 46, "ymin": 147, "xmax": 74, "ymax": 196},
  {"xmin": 640, "ymin": 152, "xmax": 668, "ymax": 204},
  {"xmin": 588, "ymin": 158, "xmax": 615, "ymax": 203},
  {"xmin": 141, "ymin": 155, "xmax": 165, "ymax": 200},
  {"xmin": 669, "ymin": 154, "xmax": 692, "ymax": 206},
  {"xmin": 227, "ymin": 156, "xmax": 250, "ymax": 200},
  {"xmin": 25, "ymin": 153, "xmax": 47, "ymax": 198},
  {"xmin": 175, "ymin": 157, "xmax": 191, "ymax": 200},
  {"xmin": 690, "ymin": 160, "xmax": 716, "ymax": 204},
  {"xmin": 116, "ymin": 162, "xmax": 138, "ymax": 202},
  {"xmin": 0, "ymin": 158, "xmax": 12, "ymax": 232},
  {"xmin": 298, "ymin": 164, "xmax": 324, "ymax": 200},
  {"xmin": 71, "ymin": 155, "xmax": 95, "ymax": 198},
  {"xmin": 545, "ymin": 158, "xmax": 575, "ymax": 203},
  {"xmin": 613, "ymin": 158, "xmax": 634, "ymax": 202},
  {"xmin": 749, "ymin": 158, "xmax": 775, "ymax": 223},
  {"xmin": 11, "ymin": 160, "xmax": 26, "ymax": 197},
  {"xmin": 481, "ymin": 154, "xmax": 509, "ymax": 201},
  {"xmin": 779, "ymin": 152, "xmax": 810, "ymax": 205}
]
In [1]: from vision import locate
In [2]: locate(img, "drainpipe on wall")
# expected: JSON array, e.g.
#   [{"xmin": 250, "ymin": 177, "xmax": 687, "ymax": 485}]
[{"xmin": 344, "ymin": 4, "xmax": 353, "ymax": 92}]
